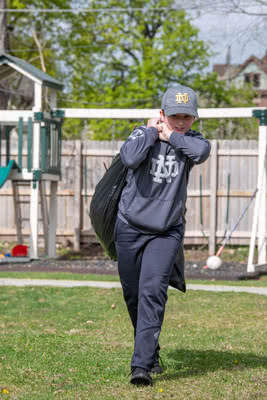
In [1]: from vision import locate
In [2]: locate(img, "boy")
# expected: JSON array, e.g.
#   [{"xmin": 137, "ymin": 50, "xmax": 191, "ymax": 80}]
[{"xmin": 114, "ymin": 84, "xmax": 211, "ymax": 386}]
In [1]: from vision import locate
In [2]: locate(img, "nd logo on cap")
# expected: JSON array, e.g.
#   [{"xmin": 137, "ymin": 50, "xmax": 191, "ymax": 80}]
[{"xmin": 176, "ymin": 93, "xmax": 189, "ymax": 104}]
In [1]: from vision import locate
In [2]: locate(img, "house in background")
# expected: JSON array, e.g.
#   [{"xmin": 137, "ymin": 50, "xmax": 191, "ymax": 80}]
[{"xmin": 213, "ymin": 50, "xmax": 267, "ymax": 106}]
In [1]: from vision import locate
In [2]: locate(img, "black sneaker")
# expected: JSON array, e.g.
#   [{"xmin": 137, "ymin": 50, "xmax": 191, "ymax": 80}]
[
  {"xmin": 130, "ymin": 367, "xmax": 153, "ymax": 386},
  {"xmin": 150, "ymin": 352, "xmax": 164, "ymax": 374},
  {"xmin": 150, "ymin": 362, "xmax": 163, "ymax": 374}
]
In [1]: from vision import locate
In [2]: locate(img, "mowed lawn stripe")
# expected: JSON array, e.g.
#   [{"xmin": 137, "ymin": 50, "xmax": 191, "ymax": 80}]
[{"xmin": 0, "ymin": 287, "xmax": 266, "ymax": 399}]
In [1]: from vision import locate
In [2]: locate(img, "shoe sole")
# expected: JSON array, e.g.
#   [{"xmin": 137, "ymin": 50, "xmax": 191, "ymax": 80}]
[{"xmin": 130, "ymin": 374, "xmax": 152, "ymax": 386}]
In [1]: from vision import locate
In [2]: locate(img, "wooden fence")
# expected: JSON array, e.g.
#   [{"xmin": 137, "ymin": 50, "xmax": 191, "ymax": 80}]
[{"xmin": 0, "ymin": 139, "xmax": 264, "ymax": 254}]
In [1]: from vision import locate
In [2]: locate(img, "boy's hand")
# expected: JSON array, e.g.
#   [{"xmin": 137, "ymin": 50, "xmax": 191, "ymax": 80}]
[
  {"xmin": 147, "ymin": 118, "xmax": 173, "ymax": 142},
  {"xmin": 158, "ymin": 122, "xmax": 172, "ymax": 142},
  {"xmin": 147, "ymin": 118, "xmax": 161, "ymax": 130}
]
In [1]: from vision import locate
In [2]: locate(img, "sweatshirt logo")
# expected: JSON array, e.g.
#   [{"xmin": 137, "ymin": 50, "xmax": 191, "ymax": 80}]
[
  {"xmin": 150, "ymin": 155, "xmax": 179, "ymax": 183},
  {"xmin": 129, "ymin": 128, "xmax": 144, "ymax": 140}
]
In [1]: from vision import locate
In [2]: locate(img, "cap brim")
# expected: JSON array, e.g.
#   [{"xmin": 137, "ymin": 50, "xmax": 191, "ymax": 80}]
[{"xmin": 164, "ymin": 106, "xmax": 199, "ymax": 118}]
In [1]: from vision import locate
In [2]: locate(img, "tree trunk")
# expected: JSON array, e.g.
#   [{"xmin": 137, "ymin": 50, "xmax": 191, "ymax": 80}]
[
  {"xmin": 0, "ymin": 0, "xmax": 7, "ymax": 51},
  {"xmin": 0, "ymin": 0, "xmax": 9, "ymax": 109}
]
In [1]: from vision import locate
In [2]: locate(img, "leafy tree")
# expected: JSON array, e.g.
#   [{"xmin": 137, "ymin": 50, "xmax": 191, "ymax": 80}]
[
  {"xmin": 2, "ymin": 0, "xmax": 70, "ymax": 109},
  {"xmin": 1, "ymin": 1, "xmax": 258, "ymax": 138},
  {"xmin": 193, "ymin": 74, "xmax": 258, "ymax": 140},
  {"xmin": 60, "ymin": 0, "xmax": 257, "ymax": 140},
  {"xmin": 60, "ymin": 0, "xmax": 210, "ymax": 139}
]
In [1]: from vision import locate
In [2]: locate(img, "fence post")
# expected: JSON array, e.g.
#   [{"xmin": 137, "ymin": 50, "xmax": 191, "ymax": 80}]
[
  {"xmin": 247, "ymin": 110, "xmax": 267, "ymax": 271},
  {"xmin": 209, "ymin": 140, "xmax": 218, "ymax": 255},
  {"xmin": 47, "ymin": 181, "xmax": 58, "ymax": 257},
  {"xmin": 73, "ymin": 140, "xmax": 82, "ymax": 251}
]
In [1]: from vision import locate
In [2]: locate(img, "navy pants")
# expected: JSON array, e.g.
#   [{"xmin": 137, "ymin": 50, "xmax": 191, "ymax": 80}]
[{"xmin": 114, "ymin": 217, "xmax": 184, "ymax": 370}]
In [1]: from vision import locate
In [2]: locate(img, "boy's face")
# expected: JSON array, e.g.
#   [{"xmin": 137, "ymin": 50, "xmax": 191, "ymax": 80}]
[{"xmin": 160, "ymin": 110, "xmax": 195, "ymax": 134}]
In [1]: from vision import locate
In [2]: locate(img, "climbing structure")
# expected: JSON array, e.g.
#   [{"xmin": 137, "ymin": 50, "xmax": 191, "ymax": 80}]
[{"xmin": 0, "ymin": 53, "xmax": 64, "ymax": 259}]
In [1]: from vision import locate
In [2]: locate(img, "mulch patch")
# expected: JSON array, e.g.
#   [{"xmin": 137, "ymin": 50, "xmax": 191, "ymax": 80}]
[{"xmin": 0, "ymin": 243, "xmax": 266, "ymax": 281}]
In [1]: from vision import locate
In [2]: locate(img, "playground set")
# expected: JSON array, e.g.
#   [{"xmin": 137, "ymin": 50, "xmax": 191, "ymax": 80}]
[
  {"xmin": 0, "ymin": 53, "xmax": 64, "ymax": 260},
  {"xmin": 0, "ymin": 53, "xmax": 266, "ymax": 273}
]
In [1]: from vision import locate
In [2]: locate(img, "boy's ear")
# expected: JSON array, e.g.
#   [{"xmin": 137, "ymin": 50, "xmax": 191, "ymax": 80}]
[{"xmin": 160, "ymin": 109, "xmax": 165, "ymax": 121}]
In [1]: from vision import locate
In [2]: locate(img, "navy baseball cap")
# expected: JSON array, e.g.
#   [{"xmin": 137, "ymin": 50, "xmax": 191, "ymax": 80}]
[{"xmin": 161, "ymin": 85, "xmax": 199, "ymax": 118}]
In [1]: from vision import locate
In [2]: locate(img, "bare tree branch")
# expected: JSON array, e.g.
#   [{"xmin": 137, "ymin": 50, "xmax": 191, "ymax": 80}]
[
  {"xmin": 31, "ymin": 28, "xmax": 47, "ymax": 72},
  {"xmin": 195, "ymin": 0, "xmax": 267, "ymax": 16},
  {"xmin": 31, "ymin": 28, "xmax": 51, "ymax": 109}
]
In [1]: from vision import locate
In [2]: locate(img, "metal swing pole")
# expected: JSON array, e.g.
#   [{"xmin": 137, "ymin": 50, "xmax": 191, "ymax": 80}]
[{"xmin": 247, "ymin": 109, "xmax": 267, "ymax": 272}]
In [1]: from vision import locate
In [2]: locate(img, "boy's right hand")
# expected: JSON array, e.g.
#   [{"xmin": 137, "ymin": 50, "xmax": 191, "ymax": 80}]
[
  {"xmin": 147, "ymin": 118, "xmax": 162, "ymax": 131},
  {"xmin": 158, "ymin": 122, "xmax": 172, "ymax": 142}
]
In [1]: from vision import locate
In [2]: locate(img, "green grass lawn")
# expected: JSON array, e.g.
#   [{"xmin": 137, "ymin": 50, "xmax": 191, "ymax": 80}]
[
  {"xmin": 0, "ymin": 270, "xmax": 267, "ymax": 287},
  {"xmin": 0, "ymin": 286, "xmax": 266, "ymax": 399}
]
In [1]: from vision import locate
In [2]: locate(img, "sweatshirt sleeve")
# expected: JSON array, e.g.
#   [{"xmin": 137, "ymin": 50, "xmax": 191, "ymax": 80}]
[
  {"xmin": 169, "ymin": 130, "xmax": 211, "ymax": 164},
  {"xmin": 120, "ymin": 126, "xmax": 159, "ymax": 169}
]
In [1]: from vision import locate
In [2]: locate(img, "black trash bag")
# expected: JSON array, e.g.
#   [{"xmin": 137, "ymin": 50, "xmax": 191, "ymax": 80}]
[
  {"xmin": 89, "ymin": 149, "xmax": 186, "ymax": 293},
  {"xmin": 89, "ymin": 153, "xmax": 128, "ymax": 260},
  {"xmin": 169, "ymin": 242, "xmax": 186, "ymax": 293}
]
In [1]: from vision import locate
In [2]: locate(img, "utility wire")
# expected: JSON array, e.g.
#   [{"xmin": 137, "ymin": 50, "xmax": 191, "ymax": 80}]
[
  {"xmin": 3, "ymin": 44, "xmax": 115, "ymax": 53},
  {"xmin": 0, "ymin": 7, "xmax": 186, "ymax": 13}
]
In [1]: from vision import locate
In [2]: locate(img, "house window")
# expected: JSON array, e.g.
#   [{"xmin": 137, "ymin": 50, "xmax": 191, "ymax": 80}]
[
  {"xmin": 244, "ymin": 73, "xmax": 250, "ymax": 83},
  {"xmin": 253, "ymin": 73, "xmax": 260, "ymax": 87},
  {"xmin": 244, "ymin": 73, "xmax": 260, "ymax": 87}
]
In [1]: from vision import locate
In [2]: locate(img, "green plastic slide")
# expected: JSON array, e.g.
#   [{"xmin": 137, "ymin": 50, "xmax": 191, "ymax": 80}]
[{"xmin": 0, "ymin": 160, "xmax": 17, "ymax": 188}]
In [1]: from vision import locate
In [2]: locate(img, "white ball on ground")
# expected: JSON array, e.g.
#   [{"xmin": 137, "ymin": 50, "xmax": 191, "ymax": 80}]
[{"xmin": 206, "ymin": 255, "xmax": 222, "ymax": 270}]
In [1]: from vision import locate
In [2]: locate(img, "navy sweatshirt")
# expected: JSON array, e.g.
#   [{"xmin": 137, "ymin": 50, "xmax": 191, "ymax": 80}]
[{"xmin": 118, "ymin": 126, "xmax": 211, "ymax": 234}]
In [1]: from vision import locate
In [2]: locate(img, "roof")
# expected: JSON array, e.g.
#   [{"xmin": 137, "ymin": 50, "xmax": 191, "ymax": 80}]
[
  {"xmin": 238, "ymin": 54, "xmax": 267, "ymax": 75},
  {"xmin": 0, "ymin": 53, "xmax": 64, "ymax": 91},
  {"xmin": 213, "ymin": 51, "xmax": 267, "ymax": 80},
  {"xmin": 213, "ymin": 64, "xmax": 228, "ymax": 76},
  {"xmin": 213, "ymin": 64, "xmax": 240, "ymax": 79}
]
